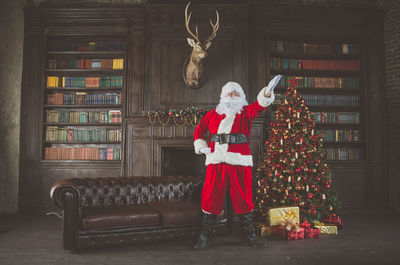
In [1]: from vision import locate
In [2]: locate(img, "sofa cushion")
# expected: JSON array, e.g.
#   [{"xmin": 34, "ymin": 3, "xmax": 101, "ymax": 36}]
[
  {"xmin": 82, "ymin": 204, "xmax": 160, "ymax": 231},
  {"xmin": 148, "ymin": 201, "xmax": 202, "ymax": 227}
]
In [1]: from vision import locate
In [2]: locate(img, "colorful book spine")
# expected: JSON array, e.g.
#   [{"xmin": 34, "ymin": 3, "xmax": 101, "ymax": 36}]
[{"xmin": 44, "ymin": 146, "xmax": 121, "ymax": 160}]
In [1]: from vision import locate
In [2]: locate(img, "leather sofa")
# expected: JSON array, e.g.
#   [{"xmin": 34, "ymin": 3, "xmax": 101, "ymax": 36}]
[{"xmin": 50, "ymin": 176, "xmax": 230, "ymax": 250}]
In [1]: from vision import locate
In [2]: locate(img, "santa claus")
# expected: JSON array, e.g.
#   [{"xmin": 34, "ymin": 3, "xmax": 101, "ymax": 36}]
[{"xmin": 193, "ymin": 75, "xmax": 281, "ymax": 249}]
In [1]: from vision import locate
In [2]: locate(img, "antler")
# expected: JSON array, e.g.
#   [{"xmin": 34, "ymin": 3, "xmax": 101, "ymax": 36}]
[
  {"xmin": 185, "ymin": 2, "xmax": 200, "ymax": 42},
  {"xmin": 205, "ymin": 10, "xmax": 220, "ymax": 43}
]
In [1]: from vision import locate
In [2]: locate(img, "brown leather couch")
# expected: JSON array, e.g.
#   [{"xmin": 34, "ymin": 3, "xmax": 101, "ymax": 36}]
[{"xmin": 50, "ymin": 176, "xmax": 230, "ymax": 250}]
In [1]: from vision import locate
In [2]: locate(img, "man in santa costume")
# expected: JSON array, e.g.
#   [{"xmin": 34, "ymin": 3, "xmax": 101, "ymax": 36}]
[{"xmin": 193, "ymin": 75, "xmax": 282, "ymax": 249}]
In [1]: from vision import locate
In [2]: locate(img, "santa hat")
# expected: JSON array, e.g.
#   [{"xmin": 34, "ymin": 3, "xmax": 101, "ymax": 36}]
[{"xmin": 220, "ymin": 81, "xmax": 247, "ymax": 100}]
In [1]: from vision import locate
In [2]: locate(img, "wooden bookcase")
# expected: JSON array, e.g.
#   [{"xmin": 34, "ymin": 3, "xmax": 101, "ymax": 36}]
[
  {"xmin": 42, "ymin": 36, "xmax": 126, "ymax": 161},
  {"xmin": 268, "ymin": 37, "xmax": 364, "ymax": 161}
]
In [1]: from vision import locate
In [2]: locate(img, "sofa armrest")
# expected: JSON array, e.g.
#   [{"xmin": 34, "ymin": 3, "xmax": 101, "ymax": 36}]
[
  {"xmin": 50, "ymin": 179, "xmax": 84, "ymax": 250},
  {"xmin": 50, "ymin": 179, "xmax": 83, "ymax": 209}
]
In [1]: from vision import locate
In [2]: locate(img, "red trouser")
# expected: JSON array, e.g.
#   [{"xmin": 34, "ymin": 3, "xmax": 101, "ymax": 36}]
[{"xmin": 201, "ymin": 163, "xmax": 254, "ymax": 215}]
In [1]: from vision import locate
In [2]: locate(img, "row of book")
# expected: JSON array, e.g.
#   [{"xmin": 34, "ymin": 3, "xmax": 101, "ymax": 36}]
[
  {"xmin": 325, "ymin": 148, "xmax": 360, "ymax": 160},
  {"xmin": 317, "ymin": 129, "xmax": 360, "ymax": 142},
  {"xmin": 270, "ymin": 58, "xmax": 360, "ymax": 71},
  {"xmin": 303, "ymin": 94, "xmax": 359, "ymax": 107},
  {"xmin": 47, "ymin": 92, "xmax": 122, "ymax": 105},
  {"xmin": 48, "ymin": 40, "xmax": 124, "ymax": 52},
  {"xmin": 46, "ymin": 76, "xmax": 123, "ymax": 88},
  {"xmin": 46, "ymin": 110, "xmax": 122, "ymax": 124},
  {"xmin": 47, "ymin": 58, "xmax": 124, "ymax": 70},
  {"xmin": 310, "ymin": 112, "xmax": 360, "ymax": 124},
  {"xmin": 277, "ymin": 76, "xmax": 359, "ymax": 89},
  {"xmin": 44, "ymin": 147, "xmax": 121, "ymax": 160},
  {"xmin": 270, "ymin": 40, "xmax": 360, "ymax": 55},
  {"xmin": 45, "ymin": 127, "xmax": 122, "ymax": 142}
]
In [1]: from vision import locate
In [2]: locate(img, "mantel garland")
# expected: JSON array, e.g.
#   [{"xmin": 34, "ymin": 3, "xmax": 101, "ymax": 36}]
[{"xmin": 142, "ymin": 106, "xmax": 207, "ymax": 127}]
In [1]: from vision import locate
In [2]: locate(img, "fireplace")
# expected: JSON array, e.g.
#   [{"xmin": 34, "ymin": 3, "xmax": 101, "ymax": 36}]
[{"xmin": 162, "ymin": 147, "xmax": 206, "ymax": 177}]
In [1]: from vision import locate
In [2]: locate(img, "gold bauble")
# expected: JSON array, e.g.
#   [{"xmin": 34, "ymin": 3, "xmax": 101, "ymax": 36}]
[
  {"xmin": 328, "ymin": 205, "xmax": 333, "ymax": 211},
  {"xmin": 279, "ymin": 149, "xmax": 283, "ymax": 153}
]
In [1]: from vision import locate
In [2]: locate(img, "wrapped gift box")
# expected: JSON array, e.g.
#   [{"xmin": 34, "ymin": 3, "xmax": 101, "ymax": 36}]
[
  {"xmin": 254, "ymin": 222, "xmax": 280, "ymax": 237},
  {"xmin": 299, "ymin": 220, "xmax": 320, "ymax": 239},
  {"xmin": 276, "ymin": 226, "xmax": 305, "ymax": 241},
  {"xmin": 266, "ymin": 206, "xmax": 300, "ymax": 226},
  {"xmin": 322, "ymin": 214, "xmax": 344, "ymax": 229},
  {"xmin": 314, "ymin": 225, "xmax": 338, "ymax": 235},
  {"xmin": 304, "ymin": 227, "xmax": 320, "ymax": 239}
]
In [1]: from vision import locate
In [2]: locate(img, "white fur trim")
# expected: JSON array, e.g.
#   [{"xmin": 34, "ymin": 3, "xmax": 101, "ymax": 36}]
[
  {"xmin": 214, "ymin": 114, "xmax": 235, "ymax": 156},
  {"xmin": 194, "ymin": 139, "xmax": 209, "ymax": 155},
  {"xmin": 202, "ymin": 209, "xmax": 215, "ymax": 215},
  {"xmin": 205, "ymin": 151, "xmax": 253, "ymax": 166},
  {"xmin": 257, "ymin": 88, "xmax": 275, "ymax": 107}
]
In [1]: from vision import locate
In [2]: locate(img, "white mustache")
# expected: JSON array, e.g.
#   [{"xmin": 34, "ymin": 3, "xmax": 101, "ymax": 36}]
[{"xmin": 216, "ymin": 96, "xmax": 248, "ymax": 116}]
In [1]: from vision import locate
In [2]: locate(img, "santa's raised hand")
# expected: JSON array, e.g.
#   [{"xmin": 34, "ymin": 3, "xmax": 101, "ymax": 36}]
[{"xmin": 264, "ymin": 75, "xmax": 282, "ymax": 97}]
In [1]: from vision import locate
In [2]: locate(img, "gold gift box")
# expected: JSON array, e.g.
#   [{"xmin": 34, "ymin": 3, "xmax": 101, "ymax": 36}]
[
  {"xmin": 266, "ymin": 206, "xmax": 300, "ymax": 226},
  {"xmin": 254, "ymin": 222, "xmax": 275, "ymax": 237},
  {"xmin": 314, "ymin": 225, "xmax": 338, "ymax": 235}
]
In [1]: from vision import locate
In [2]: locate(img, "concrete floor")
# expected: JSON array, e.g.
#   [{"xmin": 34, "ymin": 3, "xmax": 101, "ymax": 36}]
[{"xmin": 0, "ymin": 211, "xmax": 400, "ymax": 265}]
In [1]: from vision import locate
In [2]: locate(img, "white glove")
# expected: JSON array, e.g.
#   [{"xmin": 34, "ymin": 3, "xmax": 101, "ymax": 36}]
[
  {"xmin": 265, "ymin": 75, "xmax": 282, "ymax": 95},
  {"xmin": 200, "ymin": 147, "xmax": 211, "ymax": 156}
]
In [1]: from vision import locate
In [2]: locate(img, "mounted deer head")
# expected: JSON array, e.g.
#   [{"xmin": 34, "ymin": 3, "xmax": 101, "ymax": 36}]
[{"xmin": 184, "ymin": 1, "xmax": 219, "ymax": 88}]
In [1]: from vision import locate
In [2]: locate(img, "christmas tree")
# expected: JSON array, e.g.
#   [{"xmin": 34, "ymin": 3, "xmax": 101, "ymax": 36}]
[{"xmin": 254, "ymin": 76, "xmax": 341, "ymax": 222}]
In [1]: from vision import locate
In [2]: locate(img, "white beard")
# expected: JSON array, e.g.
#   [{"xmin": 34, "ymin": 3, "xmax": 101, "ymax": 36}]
[{"xmin": 215, "ymin": 96, "xmax": 248, "ymax": 116}]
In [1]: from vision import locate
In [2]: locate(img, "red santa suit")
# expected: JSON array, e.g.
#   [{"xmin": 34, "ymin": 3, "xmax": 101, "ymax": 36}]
[{"xmin": 193, "ymin": 82, "xmax": 275, "ymax": 215}]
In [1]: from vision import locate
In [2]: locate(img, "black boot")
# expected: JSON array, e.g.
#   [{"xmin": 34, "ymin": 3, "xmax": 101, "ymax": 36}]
[
  {"xmin": 239, "ymin": 212, "xmax": 265, "ymax": 248},
  {"xmin": 193, "ymin": 213, "xmax": 216, "ymax": 250}
]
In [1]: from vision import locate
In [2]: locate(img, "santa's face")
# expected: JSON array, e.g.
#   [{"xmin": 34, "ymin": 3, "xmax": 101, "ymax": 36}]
[
  {"xmin": 226, "ymin": 90, "xmax": 240, "ymax": 98},
  {"xmin": 216, "ymin": 88, "xmax": 248, "ymax": 116}
]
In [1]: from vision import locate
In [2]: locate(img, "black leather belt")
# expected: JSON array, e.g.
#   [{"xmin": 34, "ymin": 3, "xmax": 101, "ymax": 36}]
[{"xmin": 210, "ymin": 133, "xmax": 249, "ymax": 144}]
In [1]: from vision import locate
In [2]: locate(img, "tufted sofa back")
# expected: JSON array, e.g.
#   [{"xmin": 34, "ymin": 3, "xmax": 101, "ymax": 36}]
[{"xmin": 50, "ymin": 176, "xmax": 203, "ymax": 209}]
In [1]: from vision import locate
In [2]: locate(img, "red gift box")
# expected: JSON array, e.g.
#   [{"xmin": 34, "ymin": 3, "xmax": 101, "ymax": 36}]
[
  {"xmin": 304, "ymin": 227, "xmax": 320, "ymax": 239},
  {"xmin": 299, "ymin": 220, "xmax": 320, "ymax": 239},
  {"xmin": 276, "ymin": 226, "xmax": 305, "ymax": 240},
  {"xmin": 322, "ymin": 214, "xmax": 344, "ymax": 229}
]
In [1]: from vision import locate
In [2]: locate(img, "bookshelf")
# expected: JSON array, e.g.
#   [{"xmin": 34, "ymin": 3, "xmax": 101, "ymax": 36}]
[
  {"xmin": 268, "ymin": 38, "xmax": 364, "ymax": 161},
  {"xmin": 43, "ymin": 37, "xmax": 125, "ymax": 161}
]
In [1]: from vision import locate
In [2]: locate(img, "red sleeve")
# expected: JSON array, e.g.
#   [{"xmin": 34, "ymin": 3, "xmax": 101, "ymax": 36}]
[{"xmin": 244, "ymin": 100, "xmax": 267, "ymax": 121}]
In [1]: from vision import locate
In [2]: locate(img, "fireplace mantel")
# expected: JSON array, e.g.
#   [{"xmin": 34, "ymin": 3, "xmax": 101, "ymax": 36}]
[{"xmin": 126, "ymin": 117, "xmax": 267, "ymax": 177}]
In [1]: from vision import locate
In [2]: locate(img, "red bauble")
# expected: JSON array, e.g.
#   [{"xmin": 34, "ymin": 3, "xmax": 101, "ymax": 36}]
[{"xmin": 326, "ymin": 184, "xmax": 330, "ymax": 189}]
